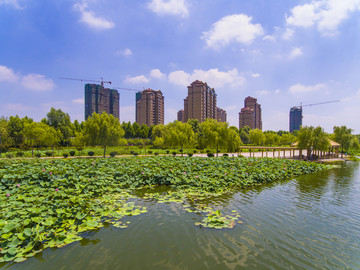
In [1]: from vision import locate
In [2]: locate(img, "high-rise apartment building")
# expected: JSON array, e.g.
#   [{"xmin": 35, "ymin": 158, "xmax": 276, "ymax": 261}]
[
  {"xmin": 182, "ymin": 80, "xmax": 221, "ymax": 123},
  {"xmin": 136, "ymin": 88, "xmax": 164, "ymax": 126},
  {"xmin": 84, "ymin": 84, "xmax": 119, "ymax": 120},
  {"xmin": 289, "ymin": 106, "xmax": 302, "ymax": 133},
  {"xmin": 239, "ymin": 96, "xmax": 262, "ymax": 130},
  {"xmin": 177, "ymin": 109, "xmax": 184, "ymax": 122},
  {"xmin": 216, "ymin": 107, "xmax": 227, "ymax": 123}
]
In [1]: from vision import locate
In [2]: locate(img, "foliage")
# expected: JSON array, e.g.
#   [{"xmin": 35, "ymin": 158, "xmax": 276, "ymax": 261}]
[
  {"xmin": 44, "ymin": 108, "xmax": 74, "ymax": 146},
  {"xmin": 83, "ymin": 112, "xmax": 124, "ymax": 157},
  {"xmin": 0, "ymin": 157, "xmax": 326, "ymax": 263},
  {"xmin": 163, "ymin": 121, "xmax": 195, "ymax": 150},
  {"xmin": 333, "ymin": 126, "xmax": 359, "ymax": 153},
  {"xmin": 88, "ymin": 151, "xmax": 95, "ymax": 156},
  {"xmin": 249, "ymin": 129, "xmax": 266, "ymax": 146},
  {"xmin": 297, "ymin": 126, "xmax": 330, "ymax": 158}
]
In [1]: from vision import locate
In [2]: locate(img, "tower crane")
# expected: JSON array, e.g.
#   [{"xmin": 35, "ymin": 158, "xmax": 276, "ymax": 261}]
[
  {"xmin": 59, "ymin": 77, "xmax": 112, "ymax": 87},
  {"xmin": 289, "ymin": 100, "xmax": 340, "ymax": 132}
]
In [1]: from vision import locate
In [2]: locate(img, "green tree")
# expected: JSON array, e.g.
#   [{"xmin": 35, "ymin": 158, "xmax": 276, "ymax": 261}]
[
  {"xmin": 280, "ymin": 133, "xmax": 297, "ymax": 146},
  {"xmin": 83, "ymin": 112, "xmax": 124, "ymax": 157},
  {"xmin": 140, "ymin": 124, "xmax": 149, "ymax": 139},
  {"xmin": 249, "ymin": 129, "xmax": 266, "ymax": 146},
  {"xmin": 0, "ymin": 117, "xmax": 11, "ymax": 154},
  {"xmin": 71, "ymin": 132, "xmax": 86, "ymax": 151},
  {"xmin": 333, "ymin": 126, "xmax": 358, "ymax": 153},
  {"xmin": 239, "ymin": 126, "xmax": 251, "ymax": 144},
  {"xmin": 7, "ymin": 115, "xmax": 33, "ymax": 147},
  {"xmin": 264, "ymin": 131, "xmax": 281, "ymax": 146},
  {"xmin": 163, "ymin": 121, "xmax": 195, "ymax": 150},
  {"xmin": 132, "ymin": 122, "xmax": 141, "ymax": 138},
  {"xmin": 187, "ymin": 119, "xmax": 201, "ymax": 134},
  {"xmin": 122, "ymin": 121, "xmax": 135, "ymax": 138},
  {"xmin": 297, "ymin": 126, "xmax": 329, "ymax": 159},
  {"xmin": 200, "ymin": 119, "xmax": 241, "ymax": 154},
  {"xmin": 45, "ymin": 108, "xmax": 74, "ymax": 146},
  {"xmin": 151, "ymin": 124, "xmax": 165, "ymax": 140}
]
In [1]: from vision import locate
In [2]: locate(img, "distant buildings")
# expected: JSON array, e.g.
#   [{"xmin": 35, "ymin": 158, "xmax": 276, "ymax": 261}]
[
  {"xmin": 84, "ymin": 84, "xmax": 119, "ymax": 120},
  {"xmin": 177, "ymin": 109, "xmax": 184, "ymax": 122},
  {"xmin": 216, "ymin": 107, "xmax": 227, "ymax": 123},
  {"xmin": 181, "ymin": 80, "xmax": 226, "ymax": 123},
  {"xmin": 136, "ymin": 88, "xmax": 164, "ymax": 127},
  {"xmin": 239, "ymin": 96, "xmax": 262, "ymax": 130},
  {"xmin": 289, "ymin": 106, "xmax": 302, "ymax": 133}
]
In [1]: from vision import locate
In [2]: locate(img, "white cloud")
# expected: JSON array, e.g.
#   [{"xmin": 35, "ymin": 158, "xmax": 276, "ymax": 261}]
[
  {"xmin": 289, "ymin": 47, "xmax": 303, "ymax": 59},
  {"xmin": 21, "ymin": 74, "xmax": 55, "ymax": 91},
  {"xmin": 202, "ymin": 14, "xmax": 264, "ymax": 49},
  {"xmin": 0, "ymin": 0, "xmax": 23, "ymax": 9},
  {"xmin": 124, "ymin": 75, "xmax": 150, "ymax": 85},
  {"xmin": 263, "ymin": 35, "xmax": 276, "ymax": 41},
  {"xmin": 74, "ymin": 3, "xmax": 115, "ymax": 30},
  {"xmin": 289, "ymin": 83, "xmax": 326, "ymax": 94},
  {"xmin": 251, "ymin": 73, "xmax": 260, "ymax": 78},
  {"xmin": 148, "ymin": 0, "xmax": 189, "ymax": 18},
  {"xmin": 0, "ymin": 65, "xmax": 55, "ymax": 92},
  {"xmin": 117, "ymin": 48, "xmax": 132, "ymax": 57},
  {"xmin": 72, "ymin": 98, "xmax": 84, "ymax": 104},
  {"xmin": 0, "ymin": 65, "xmax": 19, "ymax": 82},
  {"xmin": 168, "ymin": 68, "xmax": 245, "ymax": 88},
  {"xmin": 282, "ymin": 28, "xmax": 295, "ymax": 40},
  {"xmin": 286, "ymin": 0, "xmax": 360, "ymax": 35},
  {"xmin": 256, "ymin": 90, "xmax": 269, "ymax": 96},
  {"xmin": 275, "ymin": 89, "xmax": 281, "ymax": 94},
  {"xmin": 149, "ymin": 69, "xmax": 165, "ymax": 79}
]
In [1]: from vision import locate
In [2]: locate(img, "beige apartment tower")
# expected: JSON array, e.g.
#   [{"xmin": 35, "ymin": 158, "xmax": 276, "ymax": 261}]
[
  {"xmin": 136, "ymin": 89, "xmax": 164, "ymax": 126},
  {"xmin": 183, "ymin": 80, "xmax": 225, "ymax": 123},
  {"xmin": 239, "ymin": 96, "xmax": 262, "ymax": 130}
]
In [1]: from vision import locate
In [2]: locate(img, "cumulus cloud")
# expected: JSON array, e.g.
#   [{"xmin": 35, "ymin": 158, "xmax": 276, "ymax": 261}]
[
  {"xmin": 0, "ymin": 0, "xmax": 23, "ymax": 9},
  {"xmin": 289, "ymin": 83, "xmax": 326, "ymax": 94},
  {"xmin": 117, "ymin": 48, "xmax": 132, "ymax": 57},
  {"xmin": 74, "ymin": 3, "xmax": 115, "ymax": 30},
  {"xmin": 0, "ymin": 65, "xmax": 19, "ymax": 82},
  {"xmin": 149, "ymin": 69, "xmax": 165, "ymax": 79},
  {"xmin": 124, "ymin": 75, "xmax": 150, "ymax": 85},
  {"xmin": 168, "ymin": 68, "xmax": 245, "ymax": 88},
  {"xmin": 0, "ymin": 65, "xmax": 55, "ymax": 91},
  {"xmin": 282, "ymin": 28, "xmax": 295, "ymax": 40},
  {"xmin": 202, "ymin": 14, "xmax": 264, "ymax": 49},
  {"xmin": 21, "ymin": 74, "xmax": 55, "ymax": 91},
  {"xmin": 289, "ymin": 47, "xmax": 303, "ymax": 59},
  {"xmin": 148, "ymin": 0, "xmax": 189, "ymax": 18},
  {"xmin": 251, "ymin": 73, "xmax": 260, "ymax": 78},
  {"xmin": 286, "ymin": 0, "xmax": 360, "ymax": 35}
]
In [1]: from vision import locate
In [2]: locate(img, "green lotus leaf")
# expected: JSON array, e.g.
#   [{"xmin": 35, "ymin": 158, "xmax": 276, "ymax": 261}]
[{"xmin": 14, "ymin": 257, "xmax": 28, "ymax": 263}]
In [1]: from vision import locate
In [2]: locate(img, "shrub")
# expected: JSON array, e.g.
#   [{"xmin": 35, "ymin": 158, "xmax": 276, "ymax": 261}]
[
  {"xmin": 76, "ymin": 147, "xmax": 83, "ymax": 152},
  {"xmin": 148, "ymin": 151, "xmax": 153, "ymax": 154},
  {"xmin": 172, "ymin": 151, "xmax": 177, "ymax": 156},
  {"xmin": 179, "ymin": 149, "xmax": 183, "ymax": 153},
  {"xmin": 6, "ymin": 154, "xmax": 13, "ymax": 159},
  {"xmin": 206, "ymin": 149, "xmax": 210, "ymax": 153},
  {"xmin": 154, "ymin": 152, "xmax": 159, "ymax": 156},
  {"xmin": 207, "ymin": 153, "xmax": 214, "ymax": 157},
  {"xmin": 69, "ymin": 150, "xmax": 76, "ymax": 156},
  {"xmin": 110, "ymin": 151, "xmax": 117, "ymax": 157},
  {"xmin": 166, "ymin": 150, "xmax": 170, "ymax": 154},
  {"xmin": 130, "ymin": 150, "xmax": 134, "ymax": 155},
  {"xmin": 35, "ymin": 153, "xmax": 41, "ymax": 158},
  {"xmin": 133, "ymin": 152, "xmax": 139, "ymax": 156},
  {"xmin": 63, "ymin": 153, "xmax": 69, "ymax": 158},
  {"xmin": 193, "ymin": 150, "xmax": 197, "ymax": 154},
  {"xmin": 222, "ymin": 153, "xmax": 229, "ymax": 157},
  {"xmin": 88, "ymin": 151, "xmax": 95, "ymax": 156},
  {"xmin": 15, "ymin": 151, "xmax": 24, "ymax": 157},
  {"xmin": 187, "ymin": 153, "xmax": 193, "ymax": 157},
  {"xmin": 45, "ymin": 151, "xmax": 54, "ymax": 157}
]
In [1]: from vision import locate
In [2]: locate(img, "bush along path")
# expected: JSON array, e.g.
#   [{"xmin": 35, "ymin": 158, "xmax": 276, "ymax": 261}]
[{"xmin": 0, "ymin": 157, "xmax": 326, "ymax": 263}]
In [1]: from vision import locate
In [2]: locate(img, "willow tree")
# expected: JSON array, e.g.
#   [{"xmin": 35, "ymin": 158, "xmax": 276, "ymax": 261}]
[
  {"xmin": 333, "ymin": 126, "xmax": 359, "ymax": 154},
  {"xmin": 199, "ymin": 119, "xmax": 241, "ymax": 154},
  {"xmin": 297, "ymin": 126, "xmax": 330, "ymax": 159},
  {"xmin": 163, "ymin": 121, "xmax": 195, "ymax": 151},
  {"xmin": 83, "ymin": 112, "xmax": 124, "ymax": 157}
]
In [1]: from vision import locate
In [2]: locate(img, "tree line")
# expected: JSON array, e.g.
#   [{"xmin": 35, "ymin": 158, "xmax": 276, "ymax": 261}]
[{"xmin": 0, "ymin": 108, "xmax": 359, "ymax": 157}]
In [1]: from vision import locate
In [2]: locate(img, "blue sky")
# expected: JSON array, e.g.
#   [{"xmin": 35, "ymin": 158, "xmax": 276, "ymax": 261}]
[{"xmin": 1, "ymin": 0, "xmax": 359, "ymax": 133}]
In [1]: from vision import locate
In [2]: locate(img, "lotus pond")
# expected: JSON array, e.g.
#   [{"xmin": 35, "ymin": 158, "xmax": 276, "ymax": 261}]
[{"xmin": 0, "ymin": 157, "xmax": 326, "ymax": 265}]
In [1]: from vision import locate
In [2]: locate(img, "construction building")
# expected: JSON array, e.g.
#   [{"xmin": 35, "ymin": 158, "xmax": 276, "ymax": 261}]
[
  {"xmin": 182, "ymin": 80, "xmax": 226, "ymax": 123},
  {"xmin": 239, "ymin": 96, "xmax": 262, "ymax": 130},
  {"xmin": 289, "ymin": 106, "xmax": 302, "ymax": 133},
  {"xmin": 136, "ymin": 88, "xmax": 164, "ymax": 126},
  {"xmin": 84, "ymin": 84, "xmax": 119, "ymax": 120}
]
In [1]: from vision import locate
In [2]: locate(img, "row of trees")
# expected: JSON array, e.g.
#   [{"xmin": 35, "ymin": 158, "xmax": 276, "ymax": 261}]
[{"xmin": 1, "ymin": 108, "xmax": 359, "ymax": 158}]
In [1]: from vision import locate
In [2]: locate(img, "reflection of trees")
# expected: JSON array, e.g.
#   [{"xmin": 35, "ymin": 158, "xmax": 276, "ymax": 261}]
[{"xmin": 295, "ymin": 162, "xmax": 359, "ymax": 205}]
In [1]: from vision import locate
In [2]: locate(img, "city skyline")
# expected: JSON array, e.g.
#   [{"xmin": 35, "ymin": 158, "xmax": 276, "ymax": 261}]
[{"xmin": 1, "ymin": 1, "xmax": 359, "ymax": 133}]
